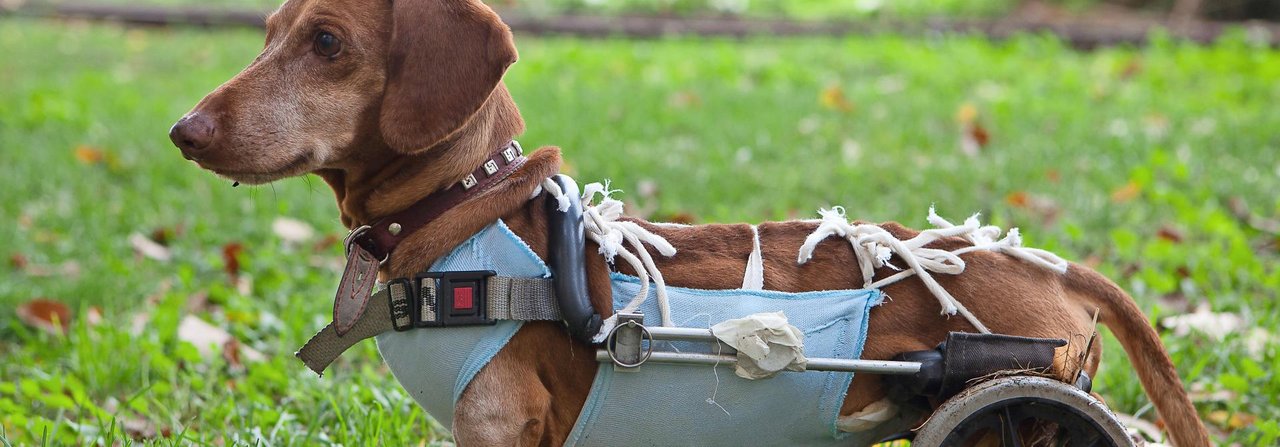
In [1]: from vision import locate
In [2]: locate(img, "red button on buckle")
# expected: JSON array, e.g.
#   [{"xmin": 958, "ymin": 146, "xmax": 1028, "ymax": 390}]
[{"xmin": 453, "ymin": 286, "xmax": 474, "ymax": 310}]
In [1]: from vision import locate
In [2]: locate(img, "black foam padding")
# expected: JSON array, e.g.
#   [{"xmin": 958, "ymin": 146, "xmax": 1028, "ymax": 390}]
[
  {"xmin": 938, "ymin": 332, "xmax": 1067, "ymax": 399},
  {"xmin": 546, "ymin": 175, "xmax": 603, "ymax": 343}
]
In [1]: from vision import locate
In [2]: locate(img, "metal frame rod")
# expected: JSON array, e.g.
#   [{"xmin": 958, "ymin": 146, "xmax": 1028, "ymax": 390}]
[
  {"xmin": 645, "ymin": 326, "xmax": 721, "ymax": 342},
  {"xmin": 594, "ymin": 350, "xmax": 922, "ymax": 375}
]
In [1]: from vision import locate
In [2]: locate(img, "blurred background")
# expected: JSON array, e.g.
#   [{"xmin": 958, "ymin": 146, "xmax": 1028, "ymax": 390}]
[{"xmin": 2, "ymin": 0, "xmax": 1278, "ymax": 445}]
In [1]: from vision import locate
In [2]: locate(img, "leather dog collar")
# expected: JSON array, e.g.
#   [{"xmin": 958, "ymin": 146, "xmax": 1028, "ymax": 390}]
[
  {"xmin": 348, "ymin": 140, "xmax": 527, "ymax": 262},
  {"xmin": 332, "ymin": 140, "xmax": 526, "ymax": 336}
]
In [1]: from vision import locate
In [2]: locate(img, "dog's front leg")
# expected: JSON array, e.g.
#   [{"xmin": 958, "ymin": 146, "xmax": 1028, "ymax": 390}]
[
  {"xmin": 453, "ymin": 322, "xmax": 597, "ymax": 446},
  {"xmin": 454, "ymin": 353, "xmax": 552, "ymax": 446}
]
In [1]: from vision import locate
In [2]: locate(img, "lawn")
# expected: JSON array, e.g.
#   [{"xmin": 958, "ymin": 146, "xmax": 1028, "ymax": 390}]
[{"xmin": 2, "ymin": 17, "xmax": 1279, "ymax": 445}]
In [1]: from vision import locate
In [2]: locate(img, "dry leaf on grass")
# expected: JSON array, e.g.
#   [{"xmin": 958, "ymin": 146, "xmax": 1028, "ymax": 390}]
[
  {"xmin": 9, "ymin": 253, "xmax": 81, "ymax": 278},
  {"xmin": 222, "ymin": 242, "xmax": 244, "ymax": 280},
  {"xmin": 1206, "ymin": 410, "xmax": 1257, "ymax": 431},
  {"xmin": 819, "ymin": 84, "xmax": 854, "ymax": 112},
  {"xmin": 1110, "ymin": 181, "xmax": 1142, "ymax": 203},
  {"xmin": 74, "ymin": 145, "xmax": 105, "ymax": 165},
  {"xmin": 272, "ymin": 217, "xmax": 315, "ymax": 243},
  {"xmin": 1005, "ymin": 191, "xmax": 1061, "ymax": 225},
  {"xmin": 86, "ymin": 306, "xmax": 104, "ymax": 327},
  {"xmin": 312, "ymin": 233, "xmax": 341, "ymax": 253},
  {"xmin": 129, "ymin": 233, "xmax": 172, "ymax": 262},
  {"xmin": 1156, "ymin": 225, "xmax": 1185, "ymax": 243},
  {"xmin": 956, "ymin": 103, "xmax": 990, "ymax": 156},
  {"xmin": 1161, "ymin": 303, "xmax": 1243, "ymax": 341},
  {"xmin": 17, "ymin": 298, "xmax": 72, "ymax": 334},
  {"xmin": 177, "ymin": 315, "xmax": 265, "ymax": 364}
]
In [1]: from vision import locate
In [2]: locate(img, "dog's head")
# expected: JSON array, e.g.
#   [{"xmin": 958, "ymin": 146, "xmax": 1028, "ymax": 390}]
[{"xmin": 169, "ymin": 0, "xmax": 517, "ymax": 185}]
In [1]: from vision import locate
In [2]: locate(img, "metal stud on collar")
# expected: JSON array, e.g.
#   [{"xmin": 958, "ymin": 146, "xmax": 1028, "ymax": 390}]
[
  {"xmin": 461, "ymin": 174, "xmax": 478, "ymax": 190},
  {"xmin": 388, "ymin": 222, "xmax": 402, "ymax": 236}
]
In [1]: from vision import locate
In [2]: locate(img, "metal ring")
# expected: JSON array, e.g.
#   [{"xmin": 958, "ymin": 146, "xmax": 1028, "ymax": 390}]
[
  {"xmin": 343, "ymin": 225, "xmax": 371, "ymax": 255},
  {"xmin": 343, "ymin": 225, "xmax": 390, "ymax": 264},
  {"xmin": 604, "ymin": 320, "xmax": 654, "ymax": 368}
]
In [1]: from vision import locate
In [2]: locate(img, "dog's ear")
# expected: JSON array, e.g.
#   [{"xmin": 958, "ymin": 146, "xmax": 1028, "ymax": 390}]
[{"xmin": 379, "ymin": 0, "xmax": 517, "ymax": 153}]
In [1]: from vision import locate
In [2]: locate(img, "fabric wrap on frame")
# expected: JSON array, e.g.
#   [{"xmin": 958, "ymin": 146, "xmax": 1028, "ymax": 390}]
[{"xmin": 565, "ymin": 273, "xmax": 888, "ymax": 447}]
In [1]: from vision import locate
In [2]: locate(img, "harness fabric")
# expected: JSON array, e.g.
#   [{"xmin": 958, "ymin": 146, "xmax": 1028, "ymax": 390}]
[
  {"xmin": 375, "ymin": 220, "xmax": 545, "ymax": 429},
  {"xmin": 565, "ymin": 274, "xmax": 890, "ymax": 447},
  {"xmin": 375, "ymin": 220, "xmax": 902, "ymax": 443}
]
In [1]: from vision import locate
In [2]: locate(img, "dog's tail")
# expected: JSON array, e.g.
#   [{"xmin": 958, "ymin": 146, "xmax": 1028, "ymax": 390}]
[{"xmin": 1062, "ymin": 264, "xmax": 1209, "ymax": 447}]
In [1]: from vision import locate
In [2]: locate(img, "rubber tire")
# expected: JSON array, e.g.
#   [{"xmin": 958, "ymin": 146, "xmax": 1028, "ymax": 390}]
[{"xmin": 913, "ymin": 375, "xmax": 1135, "ymax": 447}]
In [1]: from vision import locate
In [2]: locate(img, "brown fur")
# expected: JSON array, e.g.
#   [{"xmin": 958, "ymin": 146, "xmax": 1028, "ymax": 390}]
[{"xmin": 170, "ymin": 0, "xmax": 1210, "ymax": 445}]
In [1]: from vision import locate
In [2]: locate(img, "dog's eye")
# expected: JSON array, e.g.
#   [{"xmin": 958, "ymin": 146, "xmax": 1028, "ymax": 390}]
[{"xmin": 313, "ymin": 31, "xmax": 342, "ymax": 58}]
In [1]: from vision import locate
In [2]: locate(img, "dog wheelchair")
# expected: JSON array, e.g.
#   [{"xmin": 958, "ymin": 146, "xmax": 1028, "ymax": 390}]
[
  {"xmin": 598, "ymin": 312, "xmax": 1133, "ymax": 447},
  {"xmin": 533, "ymin": 175, "xmax": 1138, "ymax": 446}
]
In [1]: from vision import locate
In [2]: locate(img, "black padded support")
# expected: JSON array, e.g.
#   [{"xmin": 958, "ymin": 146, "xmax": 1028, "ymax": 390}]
[
  {"xmin": 887, "ymin": 331, "xmax": 1068, "ymax": 403},
  {"xmin": 546, "ymin": 175, "xmax": 603, "ymax": 344},
  {"xmin": 938, "ymin": 332, "xmax": 1066, "ymax": 398}
]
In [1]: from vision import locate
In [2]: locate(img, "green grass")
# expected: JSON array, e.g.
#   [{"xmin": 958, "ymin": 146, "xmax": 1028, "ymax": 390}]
[
  {"xmin": 3, "ymin": 18, "xmax": 1279, "ymax": 445},
  {"xmin": 21, "ymin": 0, "xmax": 1017, "ymax": 20}
]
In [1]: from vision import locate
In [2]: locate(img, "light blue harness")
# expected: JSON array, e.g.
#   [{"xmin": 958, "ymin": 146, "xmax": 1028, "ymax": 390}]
[{"xmin": 376, "ymin": 221, "xmax": 896, "ymax": 445}]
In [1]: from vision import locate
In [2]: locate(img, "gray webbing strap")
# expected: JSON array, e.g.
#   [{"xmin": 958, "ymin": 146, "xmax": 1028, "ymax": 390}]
[
  {"xmin": 297, "ymin": 275, "xmax": 563, "ymax": 375},
  {"xmin": 486, "ymin": 276, "xmax": 562, "ymax": 321},
  {"xmin": 297, "ymin": 287, "xmax": 394, "ymax": 375}
]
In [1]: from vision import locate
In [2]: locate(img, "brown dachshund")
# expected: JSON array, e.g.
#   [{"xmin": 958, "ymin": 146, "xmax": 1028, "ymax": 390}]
[{"xmin": 169, "ymin": 0, "xmax": 1210, "ymax": 445}]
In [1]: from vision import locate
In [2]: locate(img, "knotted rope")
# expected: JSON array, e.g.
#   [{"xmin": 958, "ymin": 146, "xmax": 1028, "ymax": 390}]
[
  {"xmin": 797, "ymin": 206, "xmax": 1068, "ymax": 333},
  {"xmin": 543, "ymin": 179, "xmax": 678, "ymax": 341}
]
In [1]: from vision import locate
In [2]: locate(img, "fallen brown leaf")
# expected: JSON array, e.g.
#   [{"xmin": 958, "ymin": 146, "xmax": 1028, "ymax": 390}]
[
  {"xmin": 969, "ymin": 122, "xmax": 991, "ymax": 148},
  {"xmin": 668, "ymin": 90, "xmax": 702, "ymax": 109},
  {"xmin": 1082, "ymin": 255, "xmax": 1103, "ymax": 269},
  {"xmin": 177, "ymin": 315, "xmax": 265, "ymax": 364},
  {"xmin": 1110, "ymin": 181, "xmax": 1142, "ymax": 203},
  {"xmin": 222, "ymin": 242, "xmax": 244, "ymax": 280},
  {"xmin": 1005, "ymin": 191, "xmax": 1030, "ymax": 208},
  {"xmin": 1045, "ymin": 169, "xmax": 1061, "ymax": 183},
  {"xmin": 129, "ymin": 233, "xmax": 172, "ymax": 262},
  {"xmin": 17, "ymin": 298, "xmax": 72, "ymax": 334},
  {"xmin": 272, "ymin": 217, "xmax": 315, "ymax": 243},
  {"xmin": 1156, "ymin": 225, "xmax": 1185, "ymax": 244},
  {"xmin": 148, "ymin": 226, "xmax": 182, "ymax": 246},
  {"xmin": 819, "ymin": 84, "xmax": 854, "ymax": 113},
  {"xmin": 1161, "ymin": 303, "xmax": 1244, "ymax": 341},
  {"xmin": 17, "ymin": 260, "xmax": 82, "ymax": 278},
  {"xmin": 9, "ymin": 253, "xmax": 27, "ymax": 270},
  {"xmin": 223, "ymin": 338, "xmax": 245, "ymax": 369},
  {"xmin": 184, "ymin": 291, "xmax": 211, "ymax": 313},
  {"xmin": 1226, "ymin": 196, "xmax": 1280, "ymax": 235},
  {"xmin": 74, "ymin": 145, "xmax": 105, "ymax": 165},
  {"xmin": 86, "ymin": 306, "xmax": 104, "ymax": 327},
  {"xmin": 121, "ymin": 415, "xmax": 170, "ymax": 440},
  {"xmin": 313, "ymin": 233, "xmax": 341, "ymax": 253},
  {"xmin": 1119, "ymin": 58, "xmax": 1143, "ymax": 80},
  {"xmin": 955, "ymin": 103, "xmax": 978, "ymax": 124},
  {"xmin": 959, "ymin": 121, "xmax": 990, "ymax": 157},
  {"xmin": 1206, "ymin": 410, "xmax": 1256, "ymax": 431}
]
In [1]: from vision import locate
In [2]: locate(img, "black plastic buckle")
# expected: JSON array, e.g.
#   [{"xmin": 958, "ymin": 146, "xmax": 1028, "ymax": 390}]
[{"xmin": 414, "ymin": 270, "xmax": 497, "ymax": 327}]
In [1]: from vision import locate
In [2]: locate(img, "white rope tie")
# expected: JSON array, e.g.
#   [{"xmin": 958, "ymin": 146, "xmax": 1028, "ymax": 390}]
[
  {"xmin": 797, "ymin": 206, "xmax": 1068, "ymax": 334},
  {"xmin": 546, "ymin": 180, "xmax": 679, "ymax": 341}
]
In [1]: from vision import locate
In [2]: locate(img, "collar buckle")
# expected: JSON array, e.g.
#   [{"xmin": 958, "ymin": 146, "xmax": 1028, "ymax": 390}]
[{"xmin": 344, "ymin": 225, "xmax": 389, "ymax": 265}]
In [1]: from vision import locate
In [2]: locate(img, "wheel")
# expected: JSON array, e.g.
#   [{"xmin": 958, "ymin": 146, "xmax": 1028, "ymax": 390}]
[{"xmin": 913, "ymin": 376, "xmax": 1136, "ymax": 447}]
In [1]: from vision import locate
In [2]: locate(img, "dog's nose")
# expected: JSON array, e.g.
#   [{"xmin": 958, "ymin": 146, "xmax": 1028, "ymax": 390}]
[{"xmin": 169, "ymin": 113, "xmax": 216, "ymax": 156}]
